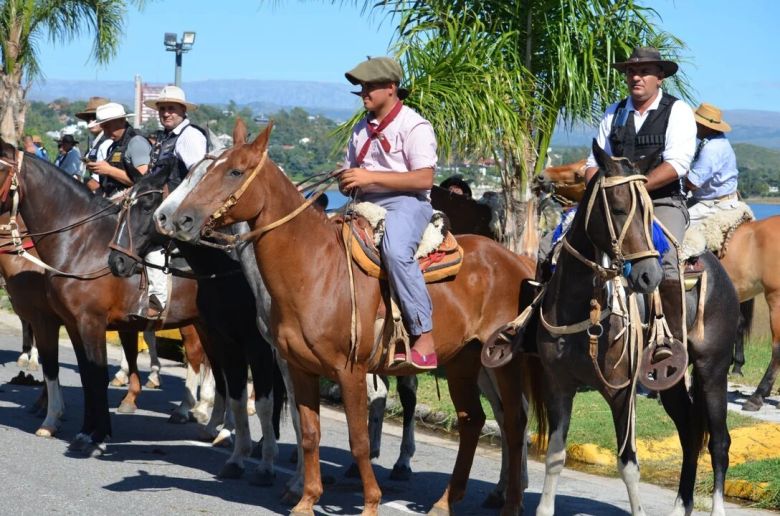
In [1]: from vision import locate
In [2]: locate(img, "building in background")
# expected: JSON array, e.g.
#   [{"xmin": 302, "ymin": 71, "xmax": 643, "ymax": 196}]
[{"xmin": 134, "ymin": 75, "xmax": 166, "ymax": 129}]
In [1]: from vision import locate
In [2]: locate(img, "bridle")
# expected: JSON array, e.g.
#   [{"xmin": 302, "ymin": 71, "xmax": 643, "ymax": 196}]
[
  {"xmin": 561, "ymin": 173, "xmax": 658, "ymax": 280},
  {"xmin": 108, "ymin": 185, "xmax": 166, "ymax": 263}
]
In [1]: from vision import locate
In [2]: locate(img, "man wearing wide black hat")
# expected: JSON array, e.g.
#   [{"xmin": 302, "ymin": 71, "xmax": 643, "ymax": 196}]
[
  {"xmin": 584, "ymin": 46, "xmax": 697, "ymax": 364},
  {"xmin": 54, "ymin": 134, "xmax": 83, "ymax": 177}
]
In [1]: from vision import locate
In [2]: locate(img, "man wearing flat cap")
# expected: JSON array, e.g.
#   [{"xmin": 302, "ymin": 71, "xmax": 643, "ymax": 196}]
[
  {"xmin": 340, "ymin": 56, "xmax": 439, "ymax": 371},
  {"xmin": 686, "ymin": 103, "xmax": 741, "ymax": 224},
  {"xmin": 583, "ymin": 46, "xmax": 697, "ymax": 363}
]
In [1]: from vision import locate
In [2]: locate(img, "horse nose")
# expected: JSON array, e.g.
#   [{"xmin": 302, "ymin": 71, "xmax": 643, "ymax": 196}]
[
  {"xmin": 155, "ymin": 211, "xmax": 172, "ymax": 235},
  {"xmin": 175, "ymin": 214, "xmax": 195, "ymax": 234},
  {"xmin": 108, "ymin": 252, "xmax": 130, "ymax": 277}
]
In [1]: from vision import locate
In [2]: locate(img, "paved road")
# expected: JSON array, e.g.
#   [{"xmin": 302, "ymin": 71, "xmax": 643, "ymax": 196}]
[{"xmin": 0, "ymin": 317, "xmax": 772, "ymax": 515}]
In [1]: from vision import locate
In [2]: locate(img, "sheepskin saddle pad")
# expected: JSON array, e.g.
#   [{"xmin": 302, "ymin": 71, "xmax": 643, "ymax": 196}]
[
  {"xmin": 680, "ymin": 202, "xmax": 754, "ymax": 262},
  {"xmin": 341, "ymin": 201, "xmax": 464, "ymax": 283}
]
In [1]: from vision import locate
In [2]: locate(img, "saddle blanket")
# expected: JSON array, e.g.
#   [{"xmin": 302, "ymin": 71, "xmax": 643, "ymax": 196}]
[
  {"xmin": 342, "ymin": 202, "xmax": 464, "ymax": 283},
  {"xmin": 680, "ymin": 202, "xmax": 754, "ymax": 261}
]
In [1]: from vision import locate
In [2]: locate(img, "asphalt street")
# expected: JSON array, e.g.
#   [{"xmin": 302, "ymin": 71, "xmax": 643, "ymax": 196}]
[{"xmin": 0, "ymin": 316, "xmax": 772, "ymax": 515}]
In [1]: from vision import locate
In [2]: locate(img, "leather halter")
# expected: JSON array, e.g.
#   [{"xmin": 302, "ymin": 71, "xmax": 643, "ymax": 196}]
[
  {"xmin": 109, "ymin": 186, "xmax": 166, "ymax": 263},
  {"xmin": 562, "ymin": 173, "xmax": 658, "ymax": 279}
]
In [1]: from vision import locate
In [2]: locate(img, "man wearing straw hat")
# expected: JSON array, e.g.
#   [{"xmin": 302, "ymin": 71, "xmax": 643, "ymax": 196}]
[
  {"xmin": 143, "ymin": 85, "xmax": 207, "ymax": 191},
  {"xmin": 86, "ymin": 102, "xmax": 151, "ymax": 197},
  {"xmin": 76, "ymin": 96, "xmax": 111, "ymax": 190},
  {"xmin": 685, "ymin": 102, "xmax": 741, "ymax": 224},
  {"xmin": 583, "ymin": 46, "xmax": 697, "ymax": 364}
]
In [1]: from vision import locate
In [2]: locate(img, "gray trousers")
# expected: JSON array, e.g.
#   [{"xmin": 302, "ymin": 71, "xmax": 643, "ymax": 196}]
[
  {"xmin": 369, "ymin": 194, "xmax": 433, "ymax": 336},
  {"xmin": 653, "ymin": 196, "xmax": 688, "ymax": 280}
]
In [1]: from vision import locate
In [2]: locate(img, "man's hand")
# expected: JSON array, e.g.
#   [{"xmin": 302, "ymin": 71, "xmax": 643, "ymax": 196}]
[
  {"xmin": 338, "ymin": 167, "xmax": 373, "ymax": 194},
  {"xmin": 86, "ymin": 160, "xmax": 113, "ymax": 176}
]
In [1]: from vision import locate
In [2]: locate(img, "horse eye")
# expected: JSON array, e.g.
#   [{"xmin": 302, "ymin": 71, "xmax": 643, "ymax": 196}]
[{"xmin": 229, "ymin": 169, "xmax": 243, "ymax": 178}]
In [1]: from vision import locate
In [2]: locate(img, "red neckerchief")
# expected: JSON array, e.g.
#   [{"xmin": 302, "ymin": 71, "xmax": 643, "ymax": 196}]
[{"xmin": 356, "ymin": 101, "xmax": 403, "ymax": 166}]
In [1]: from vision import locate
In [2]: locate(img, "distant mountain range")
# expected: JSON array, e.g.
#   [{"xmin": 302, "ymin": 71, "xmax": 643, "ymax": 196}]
[{"xmin": 29, "ymin": 79, "xmax": 780, "ymax": 148}]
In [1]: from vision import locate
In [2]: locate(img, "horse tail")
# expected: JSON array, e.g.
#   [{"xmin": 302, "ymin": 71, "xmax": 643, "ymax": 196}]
[
  {"xmin": 272, "ymin": 358, "xmax": 288, "ymax": 440},
  {"xmin": 521, "ymin": 354, "xmax": 548, "ymax": 453},
  {"xmin": 733, "ymin": 299, "xmax": 755, "ymax": 375},
  {"xmin": 689, "ymin": 372, "xmax": 710, "ymax": 452}
]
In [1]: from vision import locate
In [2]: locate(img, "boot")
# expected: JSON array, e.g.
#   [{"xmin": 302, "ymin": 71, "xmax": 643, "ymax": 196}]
[{"xmin": 655, "ymin": 278, "xmax": 684, "ymax": 362}]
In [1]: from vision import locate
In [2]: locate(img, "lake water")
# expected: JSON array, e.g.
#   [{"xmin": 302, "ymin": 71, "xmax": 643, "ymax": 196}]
[{"xmin": 325, "ymin": 191, "xmax": 780, "ymax": 221}]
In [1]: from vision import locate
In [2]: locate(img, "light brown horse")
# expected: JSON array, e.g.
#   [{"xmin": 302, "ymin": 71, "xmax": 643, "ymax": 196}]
[
  {"xmin": 722, "ymin": 215, "xmax": 780, "ymax": 410},
  {"xmin": 155, "ymin": 120, "xmax": 545, "ymax": 516}
]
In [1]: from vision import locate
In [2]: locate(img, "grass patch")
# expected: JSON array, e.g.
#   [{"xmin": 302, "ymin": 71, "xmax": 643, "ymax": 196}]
[
  {"xmin": 699, "ymin": 458, "xmax": 780, "ymax": 509},
  {"xmin": 736, "ymin": 336, "xmax": 773, "ymax": 389}
]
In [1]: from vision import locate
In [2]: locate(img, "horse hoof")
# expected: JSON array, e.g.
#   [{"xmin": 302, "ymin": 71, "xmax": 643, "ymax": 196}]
[
  {"xmin": 481, "ymin": 490, "xmax": 506, "ymax": 509},
  {"xmin": 730, "ymin": 365, "xmax": 744, "ymax": 377},
  {"xmin": 116, "ymin": 402, "xmax": 137, "ymax": 414},
  {"xmin": 17, "ymin": 356, "xmax": 29, "ymax": 369},
  {"xmin": 344, "ymin": 462, "xmax": 360, "ymax": 478},
  {"xmin": 248, "ymin": 468, "xmax": 276, "ymax": 487},
  {"xmin": 27, "ymin": 361, "xmax": 39, "ymax": 372},
  {"xmin": 110, "ymin": 377, "xmax": 128, "ymax": 387},
  {"xmin": 217, "ymin": 462, "xmax": 244, "ymax": 479},
  {"xmin": 82, "ymin": 441, "xmax": 107, "ymax": 458},
  {"xmin": 742, "ymin": 396, "xmax": 763, "ymax": 412},
  {"xmin": 389, "ymin": 464, "xmax": 412, "ymax": 481},
  {"xmin": 145, "ymin": 379, "xmax": 161, "ymax": 389},
  {"xmin": 427, "ymin": 506, "xmax": 450, "ymax": 516},
  {"xmin": 35, "ymin": 426, "xmax": 55, "ymax": 438},
  {"xmin": 212, "ymin": 430, "xmax": 233, "ymax": 448},
  {"xmin": 167, "ymin": 412, "xmax": 189, "ymax": 424}
]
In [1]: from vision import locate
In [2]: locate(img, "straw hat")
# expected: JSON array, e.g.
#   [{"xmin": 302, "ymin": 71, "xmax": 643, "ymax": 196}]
[
  {"xmin": 87, "ymin": 102, "xmax": 135, "ymax": 129},
  {"xmin": 143, "ymin": 85, "xmax": 197, "ymax": 111},
  {"xmin": 693, "ymin": 103, "xmax": 731, "ymax": 133},
  {"xmin": 612, "ymin": 47, "xmax": 678, "ymax": 77},
  {"xmin": 75, "ymin": 96, "xmax": 110, "ymax": 121}
]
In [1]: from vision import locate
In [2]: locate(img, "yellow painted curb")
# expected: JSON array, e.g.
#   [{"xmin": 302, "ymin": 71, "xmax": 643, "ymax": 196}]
[
  {"xmin": 105, "ymin": 329, "xmax": 182, "ymax": 350},
  {"xmin": 568, "ymin": 443, "xmax": 613, "ymax": 466},
  {"xmin": 724, "ymin": 479, "xmax": 769, "ymax": 502}
]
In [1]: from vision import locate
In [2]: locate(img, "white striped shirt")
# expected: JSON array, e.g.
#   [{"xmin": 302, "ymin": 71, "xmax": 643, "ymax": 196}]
[{"xmin": 171, "ymin": 119, "xmax": 207, "ymax": 170}]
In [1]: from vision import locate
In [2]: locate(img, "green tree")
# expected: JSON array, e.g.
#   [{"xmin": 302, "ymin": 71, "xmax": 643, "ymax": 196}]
[
  {"xmin": 0, "ymin": 0, "xmax": 145, "ymax": 143},
  {"xmin": 286, "ymin": 0, "xmax": 692, "ymax": 249}
]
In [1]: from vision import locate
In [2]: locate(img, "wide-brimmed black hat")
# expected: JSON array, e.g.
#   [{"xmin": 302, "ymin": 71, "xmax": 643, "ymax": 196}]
[
  {"xmin": 612, "ymin": 47, "xmax": 678, "ymax": 77},
  {"xmin": 56, "ymin": 134, "xmax": 79, "ymax": 145}
]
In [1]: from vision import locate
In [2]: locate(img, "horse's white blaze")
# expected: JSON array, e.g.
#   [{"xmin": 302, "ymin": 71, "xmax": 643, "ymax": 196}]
[
  {"xmin": 618, "ymin": 459, "xmax": 646, "ymax": 516},
  {"xmin": 226, "ymin": 388, "xmax": 251, "ymax": 467},
  {"xmin": 38, "ymin": 377, "xmax": 65, "ymax": 435}
]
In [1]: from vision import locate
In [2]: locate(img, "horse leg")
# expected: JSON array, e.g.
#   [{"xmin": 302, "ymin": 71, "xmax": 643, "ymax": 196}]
[
  {"xmin": 696, "ymin": 365, "xmax": 731, "ymax": 516},
  {"xmin": 278, "ymin": 357, "xmax": 305, "ymax": 504},
  {"xmin": 144, "ymin": 330, "xmax": 162, "ymax": 388},
  {"xmin": 169, "ymin": 325, "xmax": 205, "ymax": 423},
  {"xmin": 217, "ymin": 341, "xmax": 252, "ymax": 480},
  {"xmin": 110, "ymin": 349, "xmax": 130, "ymax": 387},
  {"xmin": 390, "ymin": 374, "xmax": 417, "ymax": 481},
  {"xmin": 744, "ymin": 292, "xmax": 780, "ymax": 411},
  {"xmin": 28, "ymin": 341, "xmax": 39, "ymax": 371},
  {"xmin": 345, "ymin": 374, "xmax": 388, "ymax": 479},
  {"xmin": 289, "ymin": 366, "xmax": 324, "ymax": 515},
  {"xmin": 491, "ymin": 361, "xmax": 530, "ymax": 516},
  {"xmin": 246, "ymin": 337, "xmax": 278, "ymax": 487},
  {"xmin": 430, "ymin": 351, "xmax": 485, "ymax": 515},
  {"xmin": 659, "ymin": 380, "xmax": 702, "ymax": 516},
  {"xmin": 335, "ymin": 366, "xmax": 382, "ymax": 516},
  {"xmin": 34, "ymin": 319, "xmax": 64, "ymax": 438},
  {"xmin": 536, "ymin": 387, "xmax": 575, "ymax": 516},
  {"xmin": 117, "ymin": 331, "xmax": 142, "ymax": 414},
  {"xmin": 478, "ymin": 367, "xmax": 509, "ymax": 509},
  {"xmin": 610, "ymin": 388, "xmax": 647, "ymax": 516},
  {"xmin": 17, "ymin": 318, "xmax": 33, "ymax": 368}
]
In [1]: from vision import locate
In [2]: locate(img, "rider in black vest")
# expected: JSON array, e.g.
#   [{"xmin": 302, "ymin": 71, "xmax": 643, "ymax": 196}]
[
  {"xmin": 148, "ymin": 121, "xmax": 209, "ymax": 191},
  {"xmin": 85, "ymin": 103, "xmax": 152, "ymax": 197},
  {"xmin": 584, "ymin": 47, "xmax": 697, "ymax": 364}
]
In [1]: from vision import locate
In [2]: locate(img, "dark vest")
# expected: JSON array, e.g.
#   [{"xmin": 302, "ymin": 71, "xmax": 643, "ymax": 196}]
[
  {"xmin": 103, "ymin": 125, "xmax": 145, "ymax": 197},
  {"xmin": 149, "ymin": 121, "xmax": 208, "ymax": 191},
  {"xmin": 607, "ymin": 92, "xmax": 682, "ymax": 199}
]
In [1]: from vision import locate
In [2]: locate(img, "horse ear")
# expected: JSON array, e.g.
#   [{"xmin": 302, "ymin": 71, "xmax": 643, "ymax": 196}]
[
  {"xmin": 250, "ymin": 120, "xmax": 274, "ymax": 154},
  {"xmin": 232, "ymin": 117, "xmax": 248, "ymax": 147},
  {"xmin": 592, "ymin": 138, "xmax": 621, "ymax": 177}
]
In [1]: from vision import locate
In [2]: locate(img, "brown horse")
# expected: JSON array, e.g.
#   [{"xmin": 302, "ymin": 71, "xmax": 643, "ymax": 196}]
[
  {"xmin": 155, "ymin": 120, "xmax": 545, "ymax": 516},
  {"xmin": 0, "ymin": 142, "xmax": 210, "ymax": 455},
  {"xmin": 722, "ymin": 215, "xmax": 780, "ymax": 410}
]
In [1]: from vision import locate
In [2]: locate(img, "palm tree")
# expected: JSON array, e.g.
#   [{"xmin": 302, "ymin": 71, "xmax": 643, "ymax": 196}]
[
  {"xmin": 0, "ymin": 0, "xmax": 144, "ymax": 143},
  {"xmin": 304, "ymin": 0, "xmax": 693, "ymax": 250}
]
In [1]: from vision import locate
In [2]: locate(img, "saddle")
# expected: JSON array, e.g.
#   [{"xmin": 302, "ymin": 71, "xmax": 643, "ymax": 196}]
[{"xmin": 341, "ymin": 202, "xmax": 464, "ymax": 283}]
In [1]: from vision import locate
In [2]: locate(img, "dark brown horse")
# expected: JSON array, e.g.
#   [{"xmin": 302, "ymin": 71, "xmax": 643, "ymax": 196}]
[
  {"xmin": 154, "ymin": 120, "xmax": 545, "ymax": 516},
  {"xmin": 534, "ymin": 143, "xmax": 737, "ymax": 516},
  {"xmin": 0, "ymin": 142, "xmax": 207, "ymax": 455}
]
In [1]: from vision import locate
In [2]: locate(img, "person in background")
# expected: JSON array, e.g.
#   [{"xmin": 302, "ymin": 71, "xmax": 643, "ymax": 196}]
[
  {"xmin": 340, "ymin": 56, "xmax": 439, "ymax": 371},
  {"xmin": 75, "ymin": 96, "xmax": 112, "ymax": 191},
  {"xmin": 440, "ymin": 175, "xmax": 472, "ymax": 199},
  {"xmin": 54, "ymin": 134, "xmax": 82, "ymax": 178},
  {"xmin": 32, "ymin": 135, "xmax": 49, "ymax": 161},
  {"xmin": 686, "ymin": 103, "xmax": 740, "ymax": 224},
  {"xmin": 22, "ymin": 135, "xmax": 37, "ymax": 155}
]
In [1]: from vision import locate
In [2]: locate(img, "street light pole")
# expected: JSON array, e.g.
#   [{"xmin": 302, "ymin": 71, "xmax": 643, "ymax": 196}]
[{"xmin": 164, "ymin": 31, "xmax": 196, "ymax": 87}]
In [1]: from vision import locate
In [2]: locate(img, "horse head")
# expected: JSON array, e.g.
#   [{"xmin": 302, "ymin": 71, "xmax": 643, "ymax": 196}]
[
  {"xmin": 155, "ymin": 118, "xmax": 274, "ymax": 243},
  {"xmin": 108, "ymin": 169, "xmax": 171, "ymax": 277},
  {"xmin": 585, "ymin": 140, "xmax": 663, "ymax": 293}
]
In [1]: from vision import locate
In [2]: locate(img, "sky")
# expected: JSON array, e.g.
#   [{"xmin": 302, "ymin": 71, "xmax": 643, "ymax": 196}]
[{"xmin": 35, "ymin": 0, "xmax": 780, "ymax": 111}]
